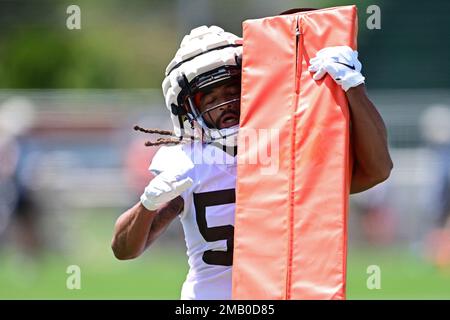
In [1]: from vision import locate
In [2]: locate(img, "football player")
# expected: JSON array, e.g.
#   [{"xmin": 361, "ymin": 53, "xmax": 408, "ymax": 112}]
[{"xmin": 111, "ymin": 25, "xmax": 393, "ymax": 300}]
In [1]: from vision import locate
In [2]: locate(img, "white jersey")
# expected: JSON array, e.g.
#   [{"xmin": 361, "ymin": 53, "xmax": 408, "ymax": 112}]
[{"xmin": 149, "ymin": 142, "xmax": 237, "ymax": 300}]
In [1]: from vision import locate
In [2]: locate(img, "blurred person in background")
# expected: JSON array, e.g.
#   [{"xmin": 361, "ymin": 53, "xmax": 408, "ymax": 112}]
[
  {"xmin": 352, "ymin": 179, "xmax": 396, "ymax": 246},
  {"xmin": 0, "ymin": 97, "xmax": 42, "ymax": 259},
  {"xmin": 0, "ymin": 121, "xmax": 19, "ymax": 237},
  {"xmin": 420, "ymin": 105, "xmax": 450, "ymax": 270}
]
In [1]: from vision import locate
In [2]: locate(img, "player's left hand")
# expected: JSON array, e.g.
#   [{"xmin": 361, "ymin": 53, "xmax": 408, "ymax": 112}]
[
  {"xmin": 308, "ymin": 46, "xmax": 365, "ymax": 91},
  {"xmin": 140, "ymin": 171, "xmax": 193, "ymax": 211}
]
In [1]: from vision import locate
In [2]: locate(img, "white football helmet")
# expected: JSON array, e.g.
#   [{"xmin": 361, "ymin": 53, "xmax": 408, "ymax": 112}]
[{"xmin": 162, "ymin": 25, "xmax": 242, "ymax": 147}]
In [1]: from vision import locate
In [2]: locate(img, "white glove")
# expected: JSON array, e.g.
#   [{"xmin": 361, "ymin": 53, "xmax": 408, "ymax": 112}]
[
  {"xmin": 140, "ymin": 171, "xmax": 193, "ymax": 211},
  {"xmin": 308, "ymin": 46, "xmax": 365, "ymax": 91}
]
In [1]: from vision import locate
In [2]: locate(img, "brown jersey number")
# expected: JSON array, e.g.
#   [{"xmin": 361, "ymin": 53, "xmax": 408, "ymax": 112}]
[{"xmin": 193, "ymin": 189, "xmax": 235, "ymax": 266}]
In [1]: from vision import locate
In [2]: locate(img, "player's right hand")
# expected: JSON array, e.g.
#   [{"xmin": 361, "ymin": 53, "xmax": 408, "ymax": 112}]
[{"xmin": 140, "ymin": 171, "xmax": 193, "ymax": 211}]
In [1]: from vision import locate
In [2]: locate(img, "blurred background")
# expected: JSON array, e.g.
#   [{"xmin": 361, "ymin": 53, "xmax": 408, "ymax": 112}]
[{"xmin": 0, "ymin": 0, "xmax": 449, "ymax": 299}]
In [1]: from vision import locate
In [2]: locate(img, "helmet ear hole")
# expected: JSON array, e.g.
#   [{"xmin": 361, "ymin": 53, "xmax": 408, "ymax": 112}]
[
  {"xmin": 177, "ymin": 75, "xmax": 189, "ymax": 90},
  {"xmin": 171, "ymin": 103, "xmax": 187, "ymax": 116},
  {"xmin": 235, "ymin": 55, "xmax": 242, "ymax": 67}
]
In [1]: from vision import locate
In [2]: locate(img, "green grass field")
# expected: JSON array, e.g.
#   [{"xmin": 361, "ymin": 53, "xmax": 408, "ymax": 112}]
[{"xmin": 0, "ymin": 210, "xmax": 449, "ymax": 299}]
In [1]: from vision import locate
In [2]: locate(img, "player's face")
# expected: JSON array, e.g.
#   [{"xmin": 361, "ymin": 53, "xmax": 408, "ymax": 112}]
[{"xmin": 194, "ymin": 79, "xmax": 241, "ymax": 130}]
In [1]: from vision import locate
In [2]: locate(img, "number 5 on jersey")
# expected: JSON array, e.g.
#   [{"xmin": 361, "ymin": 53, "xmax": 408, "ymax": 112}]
[{"xmin": 193, "ymin": 189, "xmax": 235, "ymax": 266}]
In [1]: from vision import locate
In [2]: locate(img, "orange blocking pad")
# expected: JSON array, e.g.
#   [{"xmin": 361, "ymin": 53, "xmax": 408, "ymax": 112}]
[{"xmin": 232, "ymin": 6, "xmax": 357, "ymax": 299}]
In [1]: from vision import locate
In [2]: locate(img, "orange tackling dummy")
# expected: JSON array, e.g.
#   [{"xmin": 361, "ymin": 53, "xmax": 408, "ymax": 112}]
[{"xmin": 232, "ymin": 5, "xmax": 357, "ymax": 299}]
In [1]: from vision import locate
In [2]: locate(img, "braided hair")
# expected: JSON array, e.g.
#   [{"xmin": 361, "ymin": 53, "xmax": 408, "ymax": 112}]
[{"xmin": 134, "ymin": 125, "xmax": 197, "ymax": 146}]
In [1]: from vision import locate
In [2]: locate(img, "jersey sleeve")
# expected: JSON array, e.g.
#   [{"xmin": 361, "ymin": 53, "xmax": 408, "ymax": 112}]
[
  {"xmin": 148, "ymin": 145, "xmax": 190, "ymax": 175},
  {"xmin": 148, "ymin": 144, "xmax": 195, "ymax": 218}
]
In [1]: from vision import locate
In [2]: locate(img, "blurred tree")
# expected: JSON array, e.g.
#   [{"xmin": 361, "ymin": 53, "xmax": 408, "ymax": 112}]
[
  {"xmin": 357, "ymin": 0, "xmax": 450, "ymax": 89},
  {"xmin": 0, "ymin": 0, "xmax": 447, "ymax": 89},
  {"xmin": 0, "ymin": 30, "xmax": 76, "ymax": 88},
  {"xmin": 0, "ymin": 0, "xmax": 177, "ymax": 88}
]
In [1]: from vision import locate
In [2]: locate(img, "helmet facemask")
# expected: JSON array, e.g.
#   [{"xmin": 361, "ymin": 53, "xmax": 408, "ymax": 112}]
[{"xmin": 178, "ymin": 65, "xmax": 241, "ymax": 147}]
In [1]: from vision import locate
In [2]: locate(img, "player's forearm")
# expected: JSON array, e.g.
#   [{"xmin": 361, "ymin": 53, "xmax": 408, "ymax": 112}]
[
  {"xmin": 346, "ymin": 84, "xmax": 393, "ymax": 193},
  {"xmin": 144, "ymin": 196, "xmax": 184, "ymax": 249},
  {"xmin": 111, "ymin": 202, "xmax": 157, "ymax": 260}
]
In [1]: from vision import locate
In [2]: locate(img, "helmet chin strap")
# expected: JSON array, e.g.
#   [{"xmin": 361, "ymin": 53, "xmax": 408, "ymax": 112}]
[
  {"xmin": 209, "ymin": 125, "xmax": 239, "ymax": 147},
  {"xmin": 195, "ymin": 122, "xmax": 239, "ymax": 147}
]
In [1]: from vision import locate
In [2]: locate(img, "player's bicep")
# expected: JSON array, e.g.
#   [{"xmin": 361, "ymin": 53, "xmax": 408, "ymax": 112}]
[{"xmin": 144, "ymin": 196, "xmax": 184, "ymax": 249}]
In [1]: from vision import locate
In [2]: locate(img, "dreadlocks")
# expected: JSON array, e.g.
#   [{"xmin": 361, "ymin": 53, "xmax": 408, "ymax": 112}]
[
  {"xmin": 133, "ymin": 126, "xmax": 174, "ymax": 136},
  {"xmin": 133, "ymin": 125, "xmax": 183, "ymax": 146},
  {"xmin": 144, "ymin": 137, "xmax": 183, "ymax": 147}
]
